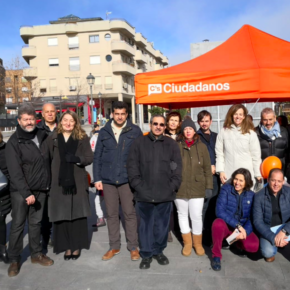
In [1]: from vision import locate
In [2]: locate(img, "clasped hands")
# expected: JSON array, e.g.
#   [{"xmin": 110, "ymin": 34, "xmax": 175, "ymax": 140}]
[{"xmin": 275, "ymin": 231, "xmax": 289, "ymax": 247}]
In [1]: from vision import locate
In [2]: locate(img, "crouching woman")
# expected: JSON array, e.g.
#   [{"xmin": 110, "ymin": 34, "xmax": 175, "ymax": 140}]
[{"xmin": 211, "ymin": 168, "xmax": 259, "ymax": 271}]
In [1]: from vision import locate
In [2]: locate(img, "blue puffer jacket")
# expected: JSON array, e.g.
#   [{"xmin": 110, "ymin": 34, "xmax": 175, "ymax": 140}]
[
  {"xmin": 253, "ymin": 185, "xmax": 290, "ymax": 245},
  {"xmin": 216, "ymin": 183, "xmax": 255, "ymax": 235},
  {"xmin": 93, "ymin": 119, "xmax": 142, "ymax": 185}
]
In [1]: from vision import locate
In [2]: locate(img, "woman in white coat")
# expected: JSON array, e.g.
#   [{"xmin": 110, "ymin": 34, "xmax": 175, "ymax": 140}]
[{"xmin": 215, "ymin": 104, "xmax": 262, "ymax": 185}]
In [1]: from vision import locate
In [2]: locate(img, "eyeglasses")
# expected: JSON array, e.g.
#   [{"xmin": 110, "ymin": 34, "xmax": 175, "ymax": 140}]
[{"xmin": 152, "ymin": 122, "xmax": 165, "ymax": 127}]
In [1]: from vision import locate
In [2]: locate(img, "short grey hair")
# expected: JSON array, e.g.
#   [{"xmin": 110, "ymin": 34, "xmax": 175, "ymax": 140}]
[
  {"xmin": 261, "ymin": 108, "xmax": 275, "ymax": 119},
  {"xmin": 42, "ymin": 102, "xmax": 56, "ymax": 111},
  {"xmin": 18, "ymin": 103, "xmax": 36, "ymax": 119},
  {"xmin": 150, "ymin": 114, "xmax": 166, "ymax": 124}
]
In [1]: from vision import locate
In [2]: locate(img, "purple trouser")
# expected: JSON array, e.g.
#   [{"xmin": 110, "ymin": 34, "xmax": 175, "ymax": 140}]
[{"xmin": 211, "ymin": 218, "xmax": 259, "ymax": 258}]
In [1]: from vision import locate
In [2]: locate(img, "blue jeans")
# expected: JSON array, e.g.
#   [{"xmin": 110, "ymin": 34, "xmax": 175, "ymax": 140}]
[{"xmin": 259, "ymin": 237, "xmax": 278, "ymax": 258}]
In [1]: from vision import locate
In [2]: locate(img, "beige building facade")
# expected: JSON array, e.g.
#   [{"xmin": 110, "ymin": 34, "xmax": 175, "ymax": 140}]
[{"xmin": 20, "ymin": 15, "xmax": 168, "ymax": 123}]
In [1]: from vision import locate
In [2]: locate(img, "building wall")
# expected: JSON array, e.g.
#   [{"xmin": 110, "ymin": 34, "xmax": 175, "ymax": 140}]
[
  {"xmin": 0, "ymin": 58, "xmax": 5, "ymax": 111},
  {"xmin": 190, "ymin": 41, "xmax": 223, "ymax": 59},
  {"xmin": 5, "ymin": 70, "xmax": 32, "ymax": 104},
  {"xmin": 20, "ymin": 17, "xmax": 168, "ymax": 122}
]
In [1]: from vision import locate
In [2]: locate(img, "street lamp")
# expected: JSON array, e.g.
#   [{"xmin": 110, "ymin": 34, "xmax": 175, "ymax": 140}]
[
  {"xmin": 98, "ymin": 92, "xmax": 102, "ymax": 121},
  {"xmin": 86, "ymin": 73, "xmax": 95, "ymax": 130}
]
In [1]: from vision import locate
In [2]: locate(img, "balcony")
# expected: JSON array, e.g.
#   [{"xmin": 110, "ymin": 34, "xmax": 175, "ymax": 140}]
[
  {"xmin": 155, "ymin": 50, "xmax": 163, "ymax": 60},
  {"xmin": 111, "ymin": 41, "xmax": 135, "ymax": 56},
  {"xmin": 110, "ymin": 19, "xmax": 135, "ymax": 37},
  {"xmin": 112, "ymin": 61, "xmax": 136, "ymax": 76},
  {"xmin": 65, "ymin": 23, "xmax": 78, "ymax": 34},
  {"xmin": 162, "ymin": 56, "xmax": 169, "ymax": 65},
  {"xmin": 22, "ymin": 45, "xmax": 36, "ymax": 63},
  {"xmin": 23, "ymin": 67, "xmax": 37, "ymax": 80},
  {"xmin": 135, "ymin": 33, "xmax": 147, "ymax": 47},
  {"xmin": 135, "ymin": 50, "xmax": 147, "ymax": 63},
  {"xmin": 20, "ymin": 26, "xmax": 34, "ymax": 44},
  {"xmin": 155, "ymin": 64, "xmax": 162, "ymax": 71}
]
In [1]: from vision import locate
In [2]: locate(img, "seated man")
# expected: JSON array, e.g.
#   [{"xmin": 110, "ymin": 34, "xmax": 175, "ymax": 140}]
[{"xmin": 253, "ymin": 168, "xmax": 290, "ymax": 262}]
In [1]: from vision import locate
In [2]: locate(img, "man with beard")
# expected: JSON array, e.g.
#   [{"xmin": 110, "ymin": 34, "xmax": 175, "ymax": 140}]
[
  {"xmin": 127, "ymin": 115, "xmax": 182, "ymax": 269},
  {"xmin": 197, "ymin": 110, "xmax": 219, "ymax": 245},
  {"xmin": 37, "ymin": 103, "xmax": 57, "ymax": 249},
  {"xmin": 6, "ymin": 104, "xmax": 53, "ymax": 277},
  {"xmin": 93, "ymin": 101, "xmax": 142, "ymax": 261}
]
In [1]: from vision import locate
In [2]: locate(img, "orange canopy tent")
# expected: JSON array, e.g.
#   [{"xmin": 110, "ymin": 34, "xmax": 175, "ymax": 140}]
[{"xmin": 135, "ymin": 25, "xmax": 290, "ymax": 109}]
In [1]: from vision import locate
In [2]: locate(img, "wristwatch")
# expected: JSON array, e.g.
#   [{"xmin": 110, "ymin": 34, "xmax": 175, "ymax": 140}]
[{"xmin": 281, "ymin": 229, "xmax": 289, "ymax": 236}]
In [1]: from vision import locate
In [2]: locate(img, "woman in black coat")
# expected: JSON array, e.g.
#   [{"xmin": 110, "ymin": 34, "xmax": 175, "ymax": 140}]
[
  {"xmin": 0, "ymin": 130, "xmax": 10, "ymax": 263},
  {"xmin": 47, "ymin": 110, "xmax": 93, "ymax": 261}
]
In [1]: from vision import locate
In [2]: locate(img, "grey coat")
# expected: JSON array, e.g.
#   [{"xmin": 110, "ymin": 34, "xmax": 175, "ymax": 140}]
[{"xmin": 47, "ymin": 131, "xmax": 94, "ymax": 222}]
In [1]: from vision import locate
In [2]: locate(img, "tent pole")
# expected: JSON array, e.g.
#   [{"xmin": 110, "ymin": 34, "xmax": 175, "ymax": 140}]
[
  {"xmin": 138, "ymin": 104, "xmax": 143, "ymax": 131},
  {"xmin": 248, "ymin": 98, "xmax": 260, "ymax": 115}
]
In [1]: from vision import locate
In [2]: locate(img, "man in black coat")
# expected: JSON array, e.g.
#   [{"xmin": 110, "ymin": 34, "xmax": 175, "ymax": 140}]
[
  {"xmin": 255, "ymin": 108, "xmax": 288, "ymax": 170},
  {"xmin": 6, "ymin": 104, "xmax": 54, "ymax": 277},
  {"xmin": 127, "ymin": 114, "xmax": 182, "ymax": 269},
  {"xmin": 37, "ymin": 103, "xmax": 57, "ymax": 249},
  {"xmin": 197, "ymin": 110, "xmax": 219, "ymax": 245},
  {"xmin": 93, "ymin": 101, "xmax": 142, "ymax": 262}
]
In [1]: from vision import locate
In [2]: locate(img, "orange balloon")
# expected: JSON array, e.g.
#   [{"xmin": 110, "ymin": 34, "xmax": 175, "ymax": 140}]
[{"xmin": 260, "ymin": 156, "xmax": 282, "ymax": 179}]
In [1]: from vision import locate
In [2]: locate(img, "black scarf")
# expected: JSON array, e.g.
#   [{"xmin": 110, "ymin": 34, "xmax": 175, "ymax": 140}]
[
  {"xmin": 57, "ymin": 134, "xmax": 79, "ymax": 195},
  {"xmin": 17, "ymin": 125, "xmax": 38, "ymax": 139}
]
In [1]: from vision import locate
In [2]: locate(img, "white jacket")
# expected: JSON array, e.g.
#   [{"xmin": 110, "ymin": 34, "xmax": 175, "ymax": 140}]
[{"xmin": 215, "ymin": 125, "xmax": 262, "ymax": 181}]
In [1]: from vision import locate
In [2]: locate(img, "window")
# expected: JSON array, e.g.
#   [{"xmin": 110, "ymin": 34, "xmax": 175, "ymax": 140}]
[
  {"xmin": 40, "ymin": 79, "xmax": 46, "ymax": 89},
  {"xmin": 105, "ymin": 76, "xmax": 113, "ymax": 90},
  {"xmin": 49, "ymin": 58, "xmax": 59, "ymax": 67},
  {"xmin": 89, "ymin": 35, "xmax": 99, "ymax": 43},
  {"xmin": 69, "ymin": 57, "xmax": 80, "ymax": 71},
  {"xmin": 23, "ymin": 97, "xmax": 29, "ymax": 101},
  {"xmin": 104, "ymin": 34, "xmax": 111, "ymax": 41},
  {"xmin": 22, "ymin": 87, "xmax": 28, "ymax": 92},
  {"xmin": 69, "ymin": 78, "xmax": 79, "ymax": 91},
  {"xmin": 48, "ymin": 38, "xmax": 58, "ymax": 46},
  {"xmin": 94, "ymin": 76, "xmax": 102, "ymax": 89},
  {"xmin": 6, "ymin": 87, "xmax": 12, "ymax": 93},
  {"xmin": 90, "ymin": 56, "xmax": 101, "ymax": 65},
  {"xmin": 68, "ymin": 36, "xmax": 79, "ymax": 49},
  {"xmin": 5, "ymin": 77, "xmax": 11, "ymax": 83},
  {"xmin": 6, "ymin": 97, "xmax": 12, "ymax": 103},
  {"xmin": 21, "ymin": 77, "xmax": 27, "ymax": 83},
  {"xmin": 106, "ymin": 55, "xmax": 112, "ymax": 62},
  {"xmin": 49, "ymin": 79, "xmax": 57, "ymax": 92}
]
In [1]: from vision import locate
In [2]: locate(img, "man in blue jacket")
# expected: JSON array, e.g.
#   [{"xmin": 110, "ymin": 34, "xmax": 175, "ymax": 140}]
[
  {"xmin": 93, "ymin": 101, "xmax": 142, "ymax": 261},
  {"xmin": 197, "ymin": 110, "xmax": 219, "ymax": 244},
  {"xmin": 253, "ymin": 168, "xmax": 290, "ymax": 262}
]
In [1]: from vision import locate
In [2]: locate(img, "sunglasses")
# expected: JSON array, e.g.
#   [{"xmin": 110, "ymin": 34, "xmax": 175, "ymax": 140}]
[{"xmin": 152, "ymin": 122, "xmax": 165, "ymax": 127}]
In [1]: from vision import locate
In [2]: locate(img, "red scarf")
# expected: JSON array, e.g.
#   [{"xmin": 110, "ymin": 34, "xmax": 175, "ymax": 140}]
[{"xmin": 185, "ymin": 139, "xmax": 194, "ymax": 148}]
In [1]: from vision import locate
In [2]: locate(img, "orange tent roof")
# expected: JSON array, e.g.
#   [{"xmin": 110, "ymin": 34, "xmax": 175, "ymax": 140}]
[{"xmin": 135, "ymin": 25, "xmax": 290, "ymax": 109}]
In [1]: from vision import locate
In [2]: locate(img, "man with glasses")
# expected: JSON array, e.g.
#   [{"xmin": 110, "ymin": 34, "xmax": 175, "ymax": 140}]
[
  {"xmin": 93, "ymin": 101, "xmax": 142, "ymax": 262},
  {"xmin": 127, "ymin": 114, "xmax": 182, "ymax": 269},
  {"xmin": 6, "ymin": 104, "xmax": 53, "ymax": 277}
]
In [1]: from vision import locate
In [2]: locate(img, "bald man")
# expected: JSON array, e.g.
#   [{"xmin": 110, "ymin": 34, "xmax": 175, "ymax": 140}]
[
  {"xmin": 37, "ymin": 103, "xmax": 57, "ymax": 249},
  {"xmin": 37, "ymin": 103, "xmax": 57, "ymax": 135}
]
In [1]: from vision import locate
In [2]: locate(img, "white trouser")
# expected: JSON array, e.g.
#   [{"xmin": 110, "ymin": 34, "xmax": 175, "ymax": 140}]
[
  {"xmin": 174, "ymin": 198, "xmax": 204, "ymax": 235},
  {"xmin": 95, "ymin": 193, "xmax": 104, "ymax": 219}
]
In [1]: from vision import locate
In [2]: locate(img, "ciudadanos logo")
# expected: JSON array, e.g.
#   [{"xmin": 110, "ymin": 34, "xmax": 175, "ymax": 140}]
[{"xmin": 148, "ymin": 82, "xmax": 230, "ymax": 95}]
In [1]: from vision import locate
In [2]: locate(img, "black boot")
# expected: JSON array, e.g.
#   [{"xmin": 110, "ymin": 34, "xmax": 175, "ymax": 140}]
[{"xmin": 0, "ymin": 244, "xmax": 9, "ymax": 264}]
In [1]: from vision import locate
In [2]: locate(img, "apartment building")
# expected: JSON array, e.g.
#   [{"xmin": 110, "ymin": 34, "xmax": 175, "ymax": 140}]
[
  {"xmin": 20, "ymin": 14, "xmax": 168, "ymax": 123},
  {"xmin": 0, "ymin": 58, "xmax": 5, "ymax": 113},
  {"xmin": 5, "ymin": 69, "xmax": 32, "ymax": 104}
]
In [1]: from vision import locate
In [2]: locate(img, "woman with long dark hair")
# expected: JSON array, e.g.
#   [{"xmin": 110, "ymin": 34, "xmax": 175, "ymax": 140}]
[
  {"xmin": 47, "ymin": 110, "xmax": 93, "ymax": 260},
  {"xmin": 215, "ymin": 104, "xmax": 262, "ymax": 185},
  {"xmin": 0, "ymin": 130, "xmax": 10, "ymax": 263},
  {"xmin": 211, "ymin": 168, "xmax": 259, "ymax": 271}
]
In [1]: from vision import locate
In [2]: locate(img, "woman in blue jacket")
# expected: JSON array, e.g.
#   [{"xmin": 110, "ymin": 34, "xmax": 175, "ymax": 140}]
[{"xmin": 211, "ymin": 168, "xmax": 259, "ymax": 271}]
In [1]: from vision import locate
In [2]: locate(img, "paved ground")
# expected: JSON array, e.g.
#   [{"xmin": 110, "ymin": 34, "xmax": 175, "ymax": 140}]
[{"xmin": 1, "ymin": 126, "xmax": 290, "ymax": 289}]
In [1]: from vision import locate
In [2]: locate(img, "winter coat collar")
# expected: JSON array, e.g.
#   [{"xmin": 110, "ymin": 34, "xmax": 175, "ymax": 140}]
[
  {"xmin": 197, "ymin": 128, "xmax": 213, "ymax": 139},
  {"xmin": 148, "ymin": 131, "xmax": 164, "ymax": 142},
  {"xmin": 103, "ymin": 119, "xmax": 133, "ymax": 138}
]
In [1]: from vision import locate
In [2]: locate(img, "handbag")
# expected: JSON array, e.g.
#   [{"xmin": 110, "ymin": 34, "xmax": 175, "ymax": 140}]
[{"xmin": 0, "ymin": 169, "xmax": 8, "ymax": 191}]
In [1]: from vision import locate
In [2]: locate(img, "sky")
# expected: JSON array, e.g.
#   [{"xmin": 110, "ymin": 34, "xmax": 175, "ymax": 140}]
[{"xmin": 0, "ymin": 0, "xmax": 290, "ymax": 67}]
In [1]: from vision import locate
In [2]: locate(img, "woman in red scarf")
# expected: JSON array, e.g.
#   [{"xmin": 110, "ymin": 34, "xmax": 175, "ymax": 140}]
[{"xmin": 175, "ymin": 119, "xmax": 213, "ymax": 256}]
